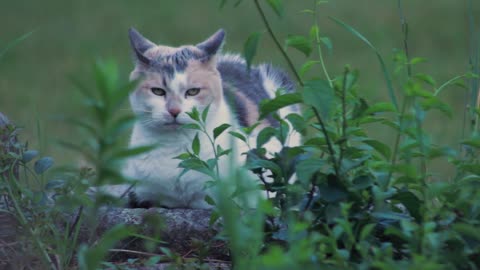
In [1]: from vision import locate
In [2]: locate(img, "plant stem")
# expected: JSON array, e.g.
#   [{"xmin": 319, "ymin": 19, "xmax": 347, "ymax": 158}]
[
  {"xmin": 467, "ymin": 0, "xmax": 480, "ymax": 136},
  {"xmin": 313, "ymin": 0, "xmax": 333, "ymax": 87},
  {"xmin": 253, "ymin": 0, "xmax": 304, "ymax": 87},
  {"xmin": 387, "ymin": 99, "xmax": 408, "ymax": 184},
  {"xmin": 302, "ymin": 172, "xmax": 318, "ymax": 214},
  {"xmin": 312, "ymin": 108, "xmax": 340, "ymax": 177},
  {"xmin": 339, "ymin": 67, "xmax": 349, "ymax": 166},
  {"xmin": 398, "ymin": 0, "xmax": 427, "ymax": 178},
  {"xmin": 397, "ymin": 0, "xmax": 412, "ymax": 78}
]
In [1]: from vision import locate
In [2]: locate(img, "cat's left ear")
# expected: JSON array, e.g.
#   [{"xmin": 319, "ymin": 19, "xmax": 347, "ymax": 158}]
[
  {"xmin": 196, "ymin": 29, "xmax": 225, "ymax": 58},
  {"xmin": 129, "ymin": 27, "xmax": 156, "ymax": 65}
]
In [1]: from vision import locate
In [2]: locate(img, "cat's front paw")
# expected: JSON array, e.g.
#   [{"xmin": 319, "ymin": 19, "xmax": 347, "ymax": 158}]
[{"xmin": 127, "ymin": 191, "xmax": 154, "ymax": 209}]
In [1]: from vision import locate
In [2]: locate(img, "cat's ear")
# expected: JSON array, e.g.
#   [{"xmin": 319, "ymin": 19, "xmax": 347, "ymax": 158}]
[
  {"xmin": 128, "ymin": 27, "xmax": 156, "ymax": 65},
  {"xmin": 196, "ymin": 29, "xmax": 225, "ymax": 57}
]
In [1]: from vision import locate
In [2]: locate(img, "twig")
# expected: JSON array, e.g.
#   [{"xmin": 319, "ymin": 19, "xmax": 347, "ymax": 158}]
[
  {"xmin": 312, "ymin": 108, "xmax": 340, "ymax": 177},
  {"xmin": 109, "ymin": 249, "xmax": 232, "ymax": 265},
  {"xmin": 68, "ymin": 206, "xmax": 83, "ymax": 238},
  {"xmin": 302, "ymin": 173, "xmax": 318, "ymax": 214},
  {"xmin": 253, "ymin": 0, "xmax": 304, "ymax": 86},
  {"xmin": 257, "ymin": 171, "xmax": 272, "ymax": 199},
  {"xmin": 109, "ymin": 248, "xmax": 161, "ymax": 257}
]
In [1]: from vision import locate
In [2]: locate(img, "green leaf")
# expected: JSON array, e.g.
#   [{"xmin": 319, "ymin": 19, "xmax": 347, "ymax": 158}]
[
  {"xmin": 174, "ymin": 152, "xmax": 192, "ymax": 160},
  {"xmin": 300, "ymin": 60, "xmax": 320, "ymax": 78},
  {"xmin": 77, "ymin": 225, "xmax": 133, "ymax": 270},
  {"xmin": 45, "ymin": 179, "xmax": 65, "ymax": 190},
  {"xmin": 182, "ymin": 123, "xmax": 202, "ymax": 131},
  {"xmin": 245, "ymin": 158, "xmax": 282, "ymax": 177},
  {"xmin": 371, "ymin": 211, "xmax": 411, "ymax": 221},
  {"xmin": 364, "ymin": 102, "xmax": 396, "ymax": 115},
  {"xmin": 360, "ymin": 224, "xmax": 376, "ymax": 241},
  {"xmin": 201, "ymin": 104, "xmax": 210, "ymax": 123},
  {"xmin": 266, "ymin": 0, "xmax": 284, "ymax": 17},
  {"xmin": 434, "ymin": 74, "xmax": 470, "ymax": 96},
  {"xmin": 217, "ymin": 145, "xmax": 232, "ymax": 157},
  {"xmin": 414, "ymin": 73, "xmax": 436, "ymax": 86},
  {"xmin": 296, "ymin": 158, "xmax": 324, "ymax": 185},
  {"xmin": 302, "ymin": 79, "xmax": 335, "ymax": 121},
  {"xmin": 257, "ymin": 127, "xmax": 277, "ymax": 148},
  {"xmin": 453, "ymin": 223, "xmax": 480, "ymax": 242},
  {"xmin": 340, "ymin": 156, "xmax": 370, "ymax": 174},
  {"xmin": 260, "ymin": 92, "xmax": 302, "ymax": 119},
  {"xmin": 320, "ymin": 36, "xmax": 333, "ymax": 53},
  {"xmin": 352, "ymin": 175, "xmax": 373, "ymax": 190},
  {"xmin": 111, "ymin": 145, "xmax": 156, "ymax": 159},
  {"xmin": 145, "ymin": 256, "xmax": 162, "ymax": 266},
  {"xmin": 213, "ymin": 123, "xmax": 231, "ymax": 140},
  {"xmin": 22, "ymin": 150, "xmax": 38, "ymax": 163},
  {"xmin": 242, "ymin": 122, "xmax": 260, "ymax": 136},
  {"xmin": 363, "ymin": 139, "xmax": 391, "ymax": 159},
  {"xmin": 410, "ymin": 57, "xmax": 427, "ymax": 65},
  {"xmin": 229, "ymin": 131, "xmax": 247, "ymax": 142},
  {"xmin": 461, "ymin": 138, "xmax": 480, "ymax": 148},
  {"xmin": 244, "ymin": 32, "xmax": 262, "ymax": 70},
  {"xmin": 205, "ymin": 195, "xmax": 216, "ymax": 206},
  {"xmin": 318, "ymin": 184, "xmax": 348, "ymax": 203},
  {"xmin": 209, "ymin": 210, "xmax": 220, "ymax": 226},
  {"xmin": 420, "ymin": 97, "xmax": 452, "ymax": 117},
  {"xmin": 286, "ymin": 113, "xmax": 306, "ymax": 135},
  {"xmin": 285, "ymin": 35, "xmax": 312, "ymax": 57},
  {"xmin": 186, "ymin": 107, "xmax": 200, "ymax": 121},
  {"xmin": 34, "ymin": 157, "xmax": 54, "ymax": 174},
  {"xmin": 178, "ymin": 158, "xmax": 216, "ymax": 179},
  {"xmin": 392, "ymin": 191, "xmax": 422, "ymax": 221},
  {"xmin": 192, "ymin": 133, "xmax": 200, "ymax": 155}
]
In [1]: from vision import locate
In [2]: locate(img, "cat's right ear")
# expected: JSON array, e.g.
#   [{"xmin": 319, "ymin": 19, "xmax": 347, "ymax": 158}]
[
  {"xmin": 196, "ymin": 29, "xmax": 225, "ymax": 59},
  {"xmin": 128, "ymin": 28, "xmax": 156, "ymax": 66}
]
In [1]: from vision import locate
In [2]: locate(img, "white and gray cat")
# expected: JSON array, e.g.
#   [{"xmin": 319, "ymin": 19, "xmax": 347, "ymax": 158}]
[{"xmin": 108, "ymin": 28, "xmax": 300, "ymax": 209}]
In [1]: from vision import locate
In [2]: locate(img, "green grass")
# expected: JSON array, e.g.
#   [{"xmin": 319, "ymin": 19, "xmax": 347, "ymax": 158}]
[{"xmin": 0, "ymin": 0, "xmax": 479, "ymax": 175}]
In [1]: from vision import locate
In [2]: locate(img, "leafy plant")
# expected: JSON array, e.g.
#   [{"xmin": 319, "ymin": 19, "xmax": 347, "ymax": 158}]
[{"xmin": 212, "ymin": 0, "xmax": 480, "ymax": 269}]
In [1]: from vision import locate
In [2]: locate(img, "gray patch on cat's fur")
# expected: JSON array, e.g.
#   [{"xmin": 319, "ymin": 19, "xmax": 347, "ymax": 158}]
[
  {"xmin": 217, "ymin": 55, "xmax": 295, "ymax": 127},
  {"xmin": 150, "ymin": 48, "xmax": 199, "ymax": 77}
]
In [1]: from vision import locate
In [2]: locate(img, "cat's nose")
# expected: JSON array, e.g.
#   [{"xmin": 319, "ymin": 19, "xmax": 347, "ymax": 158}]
[{"xmin": 168, "ymin": 108, "xmax": 181, "ymax": 118}]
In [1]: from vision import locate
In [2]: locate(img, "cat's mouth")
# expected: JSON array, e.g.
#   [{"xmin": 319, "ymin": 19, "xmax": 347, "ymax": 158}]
[{"xmin": 164, "ymin": 121, "xmax": 183, "ymax": 127}]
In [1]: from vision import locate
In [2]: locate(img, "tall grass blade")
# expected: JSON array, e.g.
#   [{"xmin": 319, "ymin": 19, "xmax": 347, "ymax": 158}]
[
  {"xmin": 0, "ymin": 30, "xmax": 35, "ymax": 60},
  {"xmin": 330, "ymin": 17, "xmax": 398, "ymax": 110}
]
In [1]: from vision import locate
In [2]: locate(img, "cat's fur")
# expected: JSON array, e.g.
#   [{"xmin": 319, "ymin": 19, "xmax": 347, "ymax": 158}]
[{"xmin": 108, "ymin": 28, "xmax": 300, "ymax": 209}]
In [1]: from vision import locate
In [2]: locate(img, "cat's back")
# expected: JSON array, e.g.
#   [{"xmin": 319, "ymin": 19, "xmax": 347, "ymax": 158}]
[{"xmin": 217, "ymin": 54, "xmax": 296, "ymax": 127}]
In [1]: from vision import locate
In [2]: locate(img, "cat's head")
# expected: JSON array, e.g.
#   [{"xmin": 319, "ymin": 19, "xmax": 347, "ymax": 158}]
[{"xmin": 127, "ymin": 28, "xmax": 225, "ymax": 131}]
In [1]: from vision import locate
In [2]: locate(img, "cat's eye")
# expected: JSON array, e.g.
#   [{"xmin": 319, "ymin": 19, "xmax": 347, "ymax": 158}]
[
  {"xmin": 151, "ymin": 87, "xmax": 166, "ymax": 96},
  {"xmin": 186, "ymin": 88, "xmax": 201, "ymax": 97}
]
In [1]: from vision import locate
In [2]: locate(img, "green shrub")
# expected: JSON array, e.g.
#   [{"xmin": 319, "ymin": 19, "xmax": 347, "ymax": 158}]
[{"xmin": 205, "ymin": 0, "xmax": 480, "ymax": 269}]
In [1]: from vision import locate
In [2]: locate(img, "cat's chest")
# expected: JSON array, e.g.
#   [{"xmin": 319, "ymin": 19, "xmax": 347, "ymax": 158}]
[{"xmin": 126, "ymin": 135, "xmax": 215, "ymax": 180}]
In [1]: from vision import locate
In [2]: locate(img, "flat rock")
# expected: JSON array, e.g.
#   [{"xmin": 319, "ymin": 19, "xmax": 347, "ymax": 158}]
[{"xmin": 87, "ymin": 207, "xmax": 229, "ymax": 262}]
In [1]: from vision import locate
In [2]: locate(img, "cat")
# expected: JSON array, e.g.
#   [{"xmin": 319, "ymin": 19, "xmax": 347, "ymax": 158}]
[{"xmin": 107, "ymin": 28, "xmax": 301, "ymax": 209}]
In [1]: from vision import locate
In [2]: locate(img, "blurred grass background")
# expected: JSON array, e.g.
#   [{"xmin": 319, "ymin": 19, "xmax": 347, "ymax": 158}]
[{"xmin": 1, "ymin": 0, "xmax": 479, "ymax": 175}]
